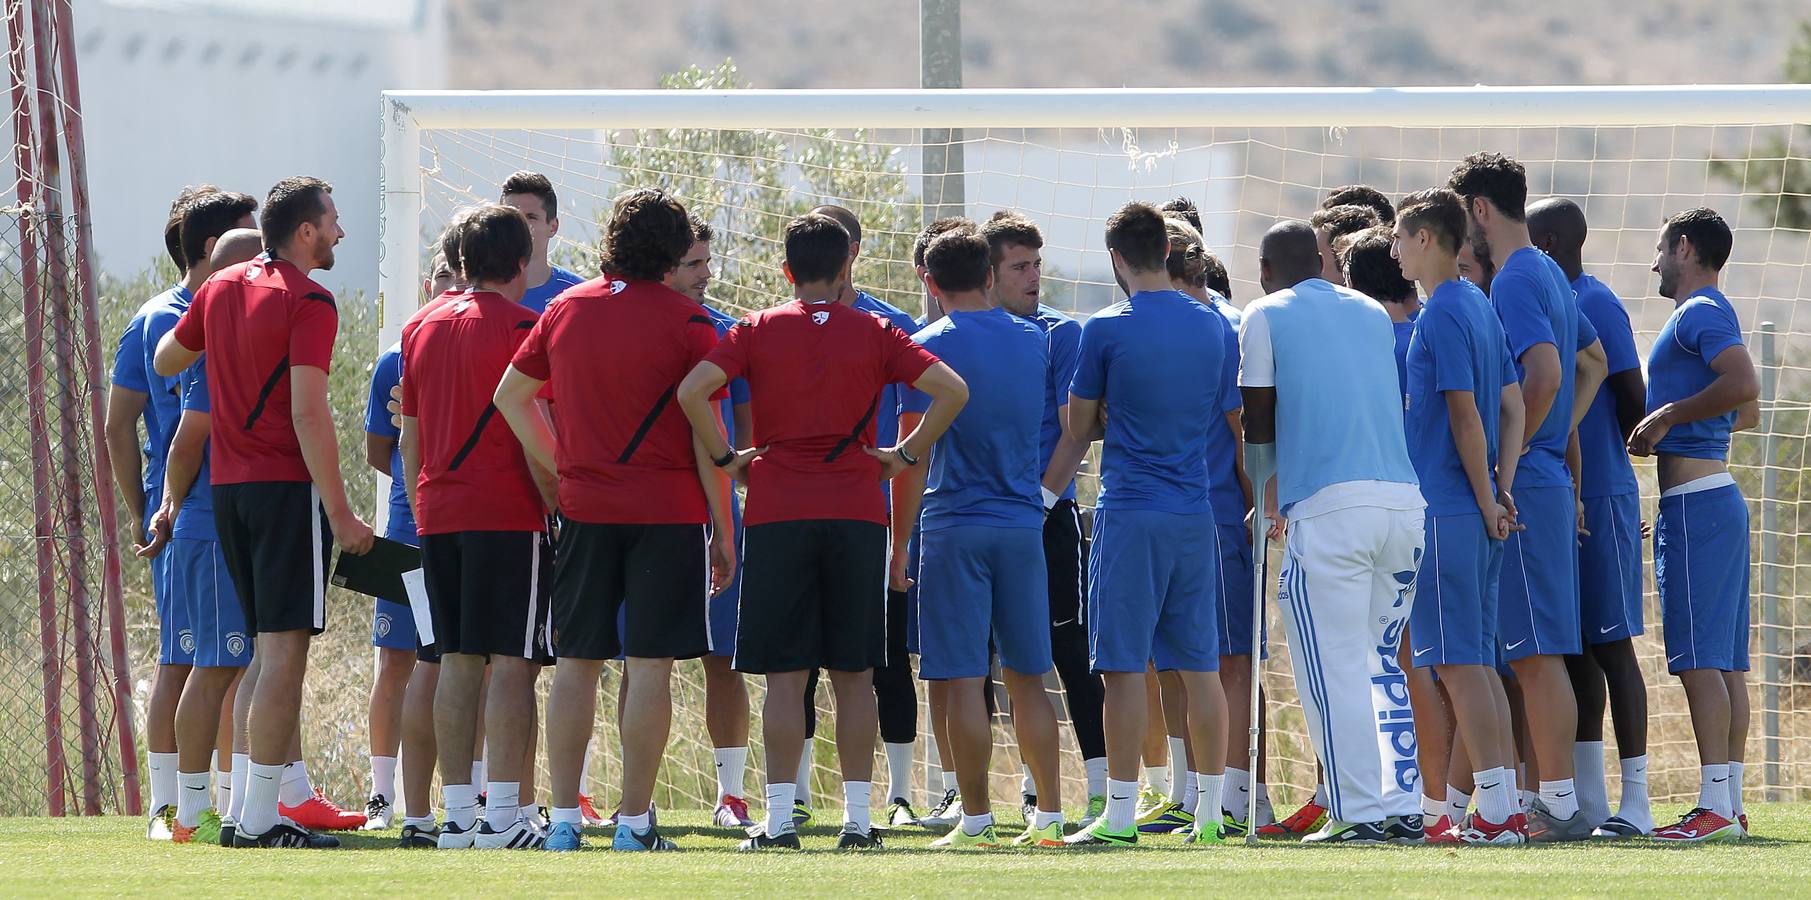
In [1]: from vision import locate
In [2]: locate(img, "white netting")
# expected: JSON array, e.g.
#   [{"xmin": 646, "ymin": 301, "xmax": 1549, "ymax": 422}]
[{"xmin": 357, "ymin": 82, "xmax": 1811, "ymax": 814}]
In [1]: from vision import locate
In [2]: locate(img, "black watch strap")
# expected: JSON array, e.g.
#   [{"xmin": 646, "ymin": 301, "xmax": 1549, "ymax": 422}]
[
  {"xmin": 713, "ymin": 448, "xmax": 737, "ymax": 468},
  {"xmin": 895, "ymin": 446, "xmax": 919, "ymax": 466}
]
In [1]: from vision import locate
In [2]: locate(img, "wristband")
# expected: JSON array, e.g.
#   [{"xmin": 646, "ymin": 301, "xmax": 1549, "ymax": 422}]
[
  {"xmin": 895, "ymin": 446, "xmax": 919, "ymax": 466},
  {"xmin": 1041, "ymin": 486, "xmax": 1060, "ymax": 510},
  {"xmin": 712, "ymin": 448, "xmax": 737, "ymax": 468}
]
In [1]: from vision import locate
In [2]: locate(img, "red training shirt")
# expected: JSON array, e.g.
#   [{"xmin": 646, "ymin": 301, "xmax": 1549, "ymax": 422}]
[
  {"xmin": 400, "ymin": 290, "xmax": 547, "ymax": 535},
  {"xmin": 704, "ymin": 299, "xmax": 939, "ymax": 526},
  {"xmin": 170, "ymin": 252, "xmax": 337, "ymax": 485},
  {"xmin": 509, "ymin": 276, "xmax": 723, "ymax": 525}
]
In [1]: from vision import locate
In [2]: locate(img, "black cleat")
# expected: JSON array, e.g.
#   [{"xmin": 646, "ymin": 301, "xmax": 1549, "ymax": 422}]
[
  {"xmin": 836, "ymin": 823, "xmax": 885, "ymax": 850},
  {"xmin": 739, "ymin": 824, "xmax": 803, "ymax": 852},
  {"xmin": 1385, "ymin": 814, "xmax": 1425, "ymax": 844},
  {"xmin": 232, "ymin": 817, "xmax": 340, "ymax": 849},
  {"xmin": 398, "ymin": 822, "xmax": 441, "ymax": 848},
  {"xmin": 1300, "ymin": 819, "xmax": 1390, "ymax": 845}
]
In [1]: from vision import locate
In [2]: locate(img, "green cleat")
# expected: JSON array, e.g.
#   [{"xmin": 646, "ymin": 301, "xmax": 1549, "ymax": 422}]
[
  {"xmin": 930, "ymin": 822, "xmax": 1001, "ymax": 849},
  {"xmin": 1076, "ymin": 795, "xmax": 1108, "ymax": 829},
  {"xmin": 1184, "ymin": 820, "xmax": 1224, "ymax": 845},
  {"xmin": 790, "ymin": 801, "xmax": 814, "ymax": 829},
  {"xmin": 191, "ymin": 809, "xmax": 224, "ymax": 846},
  {"xmin": 1221, "ymin": 812, "xmax": 1249, "ymax": 838},
  {"xmin": 1135, "ymin": 801, "xmax": 1194, "ymax": 834},
  {"xmin": 1012, "ymin": 821, "xmax": 1066, "ymax": 847},
  {"xmin": 1063, "ymin": 817, "xmax": 1137, "ymax": 847}
]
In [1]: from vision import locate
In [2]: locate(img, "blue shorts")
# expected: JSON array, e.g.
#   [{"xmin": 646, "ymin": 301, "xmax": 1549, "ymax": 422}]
[
  {"xmin": 1087, "ymin": 508, "xmax": 1219, "ymax": 673},
  {"xmin": 1579, "ymin": 491, "xmax": 1644, "ymax": 644},
  {"xmin": 151, "ymin": 544, "xmax": 195, "ymax": 666},
  {"xmin": 1498, "ymin": 484, "xmax": 1580, "ymax": 661},
  {"xmin": 1409, "ymin": 512, "xmax": 1502, "ymax": 667},
  {"xmin": 707, "ymin": 564, "xmax": 741, "ymax": 659},
  {"xmin": 1214, "ymin": 521, "xmax": 1265, "ymax": 658},
  {"xmin": 372, "ymin": 599, "xmax": 419, "ymax": 651},
  {"xmin": 168, "ymin": 538, "xmax": 251, "ymax": 668},
  {"xmin": 903, "ymin": 527, "xmax": 922, "ymax": 655},
  {"xmin": 916, "ymin": 525, "xmax": 1051, "ymax": 680},
  {"xmin": 1656, "ymin": 483, "xmax": 1750, "ymax": 674}
]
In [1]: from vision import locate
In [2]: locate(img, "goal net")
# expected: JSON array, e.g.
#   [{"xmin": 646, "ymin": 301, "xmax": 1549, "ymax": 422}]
[{"xmin": 354, "ymin": 75, "xmax": 1811, "ymax": 814}]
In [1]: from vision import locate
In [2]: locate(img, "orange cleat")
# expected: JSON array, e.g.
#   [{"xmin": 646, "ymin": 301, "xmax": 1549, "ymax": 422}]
[{"xmin": 280, "ymin": 788, "xmax": 369, "ymax": 831}]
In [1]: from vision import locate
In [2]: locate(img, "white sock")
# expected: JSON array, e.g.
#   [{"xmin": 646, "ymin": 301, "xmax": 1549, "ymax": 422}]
[
  {"xmin": 1617, "ymin": 755, "xmax": 1652, "ymax": 829},
  {"xmin": 1254, "ymin": 782, "xmax": 1274, "ymax": 825},
  {"xmin": 795, "ymin": 747, "xmax": 814, "ymax": 807},
  {"xmin": 579, "ymin": 738, "xmax": 595, "ymax": 795},
  {"xmin": 1312, "ymin": 781, "xmax": 1329, "ymax": 807},
  {"xmin": 279, "ymin": 762, "xmax": 311, "ymax": 807},
  {"xmin": 1540, "ymin": 779, "xmax": 1579, "ymax": 820},
  {"xmin": 240, "ymin": 762, "xmax": 284, "ymax": 837},
  {"xmin": 1572, "ymin": 740, "xmax": 1609, "ymax": 826},
  {"xmin": 764, "ymin": 782, "xmax": 796, "ymax": 835},
  {"xmin": 1143, "ymin": 765, "xmax": 1171, "ymax": 799},
  {"xmin": 1474, "ymin": 767, "xmax": 1514, "ymax": 824},
  {"xmin": 1033, "ymin": 808, "xmax": 1064, "ymax": 829},
  {"xmin": 470, "ymin": 759, "xmax": 485, "ymax": 790},
  {"xmin": 960, "ymin": 808, "xmax": 993, "ymax": 835},
  {"xmin": 1421, "ymin": 792, "xmax": 1444, "ymax": 819},
  {"xmin": 1223, "ymin": 767, "xmax": 1251, "ymax": 816},
  {"xmin": 715, "ymin": 746, "xmax": 749, "ymax": 800},
  {"xmin": 844, "ymin": 781, "xmax": 872, "ymax": 831},
  {"xmin": 1181, "ymin": 770, "xmax": 1198, "ymax": 812},
  {"xmin": 1447, "ymin": 785, "xmax": 1471, "ymax": 823},
  {"xmin": 484, "ymin": 781, "xmax": 519, "ymax": 825},
  {"xmin": 550, "ymin": 806, "xmax": 581, "ymax": 826},
  {"xmin": 942, "ymin": 771, "xmax": 959, "ymax": 795},
  {"xmin": 1084, "ymin": 757, "xmax": 1108, "ymax": 799},
  {"xmin": 210, "ymin": 750, "xmax": 220, "ymax": 786},
  {"xmin": 1020, "ymin": 764, "xmax": 1034, "ymax": 797},
  {"xmin": 176, "ymin": 770, "xmax": 211, "ymax": 827},
  {"xmin": 404, "ymin": 813, "xmax": 438, "ymax": 828},
  {"xmin": 371, "ymin": 755, "xmax": 398, "ymax": 803},
  {"xmin": 443, "ymin": 782, "xmax": 479, "ymax": 830},
  {"xmin": 215, "ymin": 759, "xmax": 233, "ymax": 813},
  {"xmin": 925, "ymin": 736, "xmax": 944, "ymax": 805},
  {"xmin": 885, "ymin": 743, "xmax": 914, "ymax": 803},
  {"xmin": 1166, "ymin": 737, "xmax": 1187, "ymax": 803},
  {"xmin": 228, "ymin": 754, "xmax": 250, "ymax": 821},
  {"xmin": 1729, "ymin": 761, "xmax": 1746, "ymax": 819},
  {"xmin": 148, "ymin": 751, "xmax": 178, "ymax": 812},
  {"xmin": 618, "ymin": 810, "xmax": 649, "ymax": 831},
  {"xmin": 1699, "ymin": 764, "xmax": 1732, "ymax": 818},
  {"xmin": 1191, "ymin": 772, "xmax": 1223, "ymax": 827},
  {"xmin": 1107, "ymin": 778, "xmax": 1138, "ymax": 831}
]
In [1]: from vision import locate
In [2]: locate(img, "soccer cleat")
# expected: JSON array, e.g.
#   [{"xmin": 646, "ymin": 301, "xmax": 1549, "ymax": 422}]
[
  {"xmin": 541, "ymin": 821, "xmax": 585, "ymax": 852},
  {"xmin": 530, "ymin": 806, "xmax": 553, "ymax": 830},
  {"xmin": 791, "ymin": 801, "xmax": 814, "ymax": 829},
  {"xmin": 1220, "ymin": 812, "xmax": 1249, "ymax": 838},
  {"xmin": 1134, "ymin": 785, "xmax": 1167, "ymax": 817},
  {"xmin": 1021, "ymin": 794, "xmax": 1038, "ymax": 823},
  {"xmin": 1183, "ymin": 821, "xmax": 1224, "ymax": 845},
  {"xmin": 231, "ymin": 816, "xmax": 340, "ymax": 849},
  {"xmin": 475, "ymin": 817, "xmax": 546, "ymax": 850},
  {"xmin": 1739, "ymin": 813, "xmax": 1750, "ymax": 838},
  {"xmin": 218, "ymin": 817, "xmax": 236, "ymax": 847},
  {"xmin": 919, "ymin": 789, "xmax": 960, "ymax": 828},
  {"xmin": 1424, "ymin": 814, "xmax": 1460, "ymax": 844},
  {"xmin": 146, "ymin": 804, "xmax": 175, "ymax": 841},
  {"xmin": 1527, "ymin": 806, "xmax": 1594, "ymax": 843},
  {"xmin": 1385, "ymin": 813, "xmax": 1425, "ymax": 844},
  {"xmin": 398, "ymin": 822, "xmax": 441, "ymax": 848},
  {"xmin": 738, "ymin": 824, "xmax": 802, "ymax": 852},
  {"xmin": 930, "ymin": 822, "xmax": 1000, "ymax": 849},
  {"xmin": 1591, "ymin": 815, "xmax": 1647, "ymax": 839},
  {"xmin": 1135, "ymin": 800, "xmax": 1194, "ymax": 834},
  {"xmin": 612, "ymin": 823, "xmax": 677, "ymax": 851},
  {"xmin": 362, "ymin": 794, "xmax": 392, "ymax": 831},
  {"xmin": 172, "ymin": 809, "xmax": 223, "ymax": 845},
  {"xmin": 1457, "ymin": 812, "xmax": 1527, "ymax": 846},
  {"xmin": 1076, "ymin": 794, "xmax": 1107, "ymax": 830},
  {"xmin": 714, "ymin": 795, "xmax": 755, "ymax": 828},
  {"xmin": 885, "ymin": 797, "xmax": 919, "ymax": 828},
  {"xmin": 576, "ymin": 793, "xmax": 606, "ymax": 827},
  {"xmin": 836, "ymin": 823, "xmax": 885, "ymax": 850},
  {"xmin": 1301, "ymin": 819, "xmax": 1390, "ymax": 845},
  {"xmin": 1014, "ymin": 821, "xmax": 1066, "ymax": 847},
  {"xmin": 280, "ymin": 788, "xmax": 368, "ymax": 831},
  {"xmin": 435, "ymin": 819, "xmax": 477, "ymax": 849},
  {"xmin": 1258, "ymin": 799, "xmax": 1329, "ymax": 837},
  {"xmin": 1063, "ymin": 817, "xmax": 1137, "ymax": 847},
  {"xmin": 1651, "ymin": 808, "xmax": 1741, "ymax": 844}
]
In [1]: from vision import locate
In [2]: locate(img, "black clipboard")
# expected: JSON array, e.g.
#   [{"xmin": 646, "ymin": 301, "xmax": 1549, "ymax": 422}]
[{"xmin": 330, "ymin": 536, "xmax": 421, "ymax": 600}]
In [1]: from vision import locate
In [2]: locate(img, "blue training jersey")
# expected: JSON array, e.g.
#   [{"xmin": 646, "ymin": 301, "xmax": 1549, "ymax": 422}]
[
  {"xmin": 913, "ymin": 309, "xmax": 1047, "ymax": 530},
  {"xmin": 1015, "ymin": 304, "xmax": 1083, "ymax": 502},
  {"xmin": 1405, "ymin": 279, "xmax": 1519, "ymax": 517},
  {"xmin": 1647, "ymin": 287, "xmax": 1745, "ymax": 461},
  {"xmin": 1489, "ymin": 247, "xmax": 1597, "ymax": 489},
  {"xmin": 1573, "ymin": 273, "xmax": 1641, "ymax": 498},
  {"xmin": 1393, "ymin": 316, "xmax": 1416, "ymax": 402},
  {"xmin": 110, "ymin": 285, "xmax": 192, "ymax": 501},
  {"xmin": 1204, "ymin": 294, "xmax": 1246, "ymax": 525},
  {"xmin": 853, "ymin": 290, "xmax": 921, "ymax": 451},
  {"xmin": 1070, "ymin": 289, "xmax": 1226, "ymax": 515},
  {"xmin": 364, "ymin": 343, "xmax": 416, "ymax": 541},
  {"xmin": 174, "ymin": 357, "xmax": 216, "ymax": 540},
  {"xmin": 518, "ymin": 265, "xmax": 585, "ymax": 314}
]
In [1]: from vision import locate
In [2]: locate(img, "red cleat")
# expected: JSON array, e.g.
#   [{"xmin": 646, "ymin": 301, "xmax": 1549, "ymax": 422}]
[
  {"xmin": 280, "ymin": 788, "xmax": 369, "ymax": 831},
  {"xmin": 1257, "ymin": 800, "xmax": 1328, "ymax": 837},
  {"xmin": 1739, "ymin": 813, "xmax": 1750, "ymax": 838},
  {"xmin": 1424, "ymin": 814, "xmax": 1460, "ymax": 844},
  {"xmin": 577, "ymin": 793, "xmax": 607, "ymax": 827},
  {"xmin": 1457, "ymin": 811, "xmax": 1527, "ymax": 845},
  {"xmin": 1653, "ymin": 808, "xmax": 1740, "ymax": 844}
]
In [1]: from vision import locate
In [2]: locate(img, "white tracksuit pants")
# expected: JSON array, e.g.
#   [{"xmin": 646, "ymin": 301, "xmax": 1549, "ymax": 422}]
[{"xmin": 1276, "ymin": 503, "xmax": 1424, "ymax": 826}]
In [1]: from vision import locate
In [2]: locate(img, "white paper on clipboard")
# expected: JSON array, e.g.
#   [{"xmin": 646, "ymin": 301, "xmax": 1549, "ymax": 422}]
[{"xmin": 402, "ymin": 568, "xmax": 433, "ymax": 646}]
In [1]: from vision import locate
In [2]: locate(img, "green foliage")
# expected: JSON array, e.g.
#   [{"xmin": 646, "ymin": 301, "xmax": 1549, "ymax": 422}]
[
  {"xmin": 1708, "ymin": 20, "xmax": 1811, "ymax": 230},
  {"xmin": 602, "ymin": 60, "xmax": 926, "ymax": 318}
]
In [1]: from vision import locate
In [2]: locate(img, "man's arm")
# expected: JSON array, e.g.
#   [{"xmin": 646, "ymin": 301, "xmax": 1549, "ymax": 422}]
[
  {"xmin": 494, "ymin": 365, "xmax": 559, "ymax": 475},
  {"xmin": 1226, "ymin": 408, "xmax": 1254, "ymax": 512},
  {"xmin": 365, "ymin": 434, "xmax": 395, "ymax": 475},
  {"xmin": 105, "ymin": 386, "xmax": 148, "ymax": 533},
  {"xmin": 1516, "ymin": 343, "xmax": 1561, "ymax": 448},
  {"xmin": 1734, "ymin": 399, "xmax": 1761, "ymax": 433},
  {"xmin": 292, "ymin": 365, "xmax": 374, "ymax": 554},
  {"xmin": 732, "ymin": 403, "xmax": 754, "ymax": 452},
  {"xmin": 527, "ymin": 398, "xmax": 560, "ymax": 511},
  {"xmin": 888, "ymin": 411, "xmax": 928, "ymax": 589},
  {"xmin": 676, "ymin": 361, "xmax": 761, "ymax": 479},
  {"xmin": 399, "ymin": 415, "xmax": 422, "ymax": 525},
  {"xmin": 1607, "ymin": 367, "xmax": 1647, "ymax": 442},
  {"xmin": 1445, "ymin": 390, "xmax": 1510, "ymax": 538},
  {"xmin": 142, "ymin": 407, "xmax": 211, "ymax": 558},
  {"xmin": 693, "ymin": 432, "xmax": 737, "ymax": 594},
  {"xmin": 153, "ymin": 329, "xmax": 202, "ymax": 379},
  {"xmin": 1570, "ymin": 338, "xmax": 1608, "ymax": 431},
  {"xmin": 1629, "ymin": 344, "xmax": 1760, "ymax": 456},
  {"xmin": 868, "ymin": 362, "xmax": 968, "ymax": 480},
  {"xmin": 1496, "ymin": 382, "xmax": 1525, "ymax": 502}
]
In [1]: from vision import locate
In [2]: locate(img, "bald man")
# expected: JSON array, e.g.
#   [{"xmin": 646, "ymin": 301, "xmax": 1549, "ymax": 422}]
[
  {"xmin": 1528, "ymin": 198, "xmax": 1652, "ymax": 837},
  {"xmin": 1239, "ymin": 221, "xmax": 1425, "ymax": 844}
]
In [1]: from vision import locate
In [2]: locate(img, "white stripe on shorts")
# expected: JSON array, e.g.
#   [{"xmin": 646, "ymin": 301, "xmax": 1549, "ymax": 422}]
[
  {"xmin": 309, "ymin": 486, "xmax": 325, "ymax": 630},
  {"xmin": 523, "ymin": 532, "xmax": 541, "ymax": 658}
]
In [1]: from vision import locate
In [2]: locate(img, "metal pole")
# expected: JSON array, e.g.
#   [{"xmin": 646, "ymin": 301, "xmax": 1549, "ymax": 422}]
[
  {"xmin": 374, "ymin": 95, "xmax": 423, "ymax": 535},
  {"xmin": 920, "ymin": 0, "xmax": 965, "ymax": 256},
  {"xmin": 1758, "ymin": 321, "xmax": 1781, "ymax": 800}
]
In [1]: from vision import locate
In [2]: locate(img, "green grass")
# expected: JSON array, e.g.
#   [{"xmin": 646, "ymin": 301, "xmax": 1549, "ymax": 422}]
[{"xmin": 4, "ymin": 804, "xmax": 1811, "ymax": 897}]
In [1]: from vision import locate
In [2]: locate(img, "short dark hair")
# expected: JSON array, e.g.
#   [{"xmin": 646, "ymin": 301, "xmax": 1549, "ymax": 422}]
[
  {"xmin": 1309, "ymin": 203, "xmax": 1381, "ymax": 243},
  {"xmin": 456, "ymin": 204, "xmax": 533, "ymax": 285},
  {"xmin": 1323, "ymin": 184, "xmax": 1395, "ymax": 226},
  {"xmin": 1448, "ymin": 152, "xmax": 1528, "ymax": 222},
  {"xmin": 500, "ymin": 170, "xmax": 559, "ymax": 222},
  {"xmin": 784, "ymin": 213, "xmax": 851, "ymax": 284},
  {"xmin": 913, "ymin": 216, "xmax": 969, "ymax": 269},
  {"xmin": 1202, "ymin": 249, "xmax": 1232, "ymax": 301},
  {"xmin": 438, "ymin": 209, "xmax": 473, "ymax": 279},
  {"xmin": 178, "ymin": 191, "xmax": 258, "ymax": 268},
  {"xmin": 1158, "ymin": 196, "xmax": 1203, "ymax": 233},
  {"xmin": 688, "ymin": 213, "xmax": 715, "ymax": 243},
  {"xmin": 598, "ymin": 188, "xmax": 692, "ymax": 282},
  {"xmin": 165, "ymin": 184, "xmax": 218, "ymax": 271},
  {"xmin": 1663, "ymin": 207, "xmax": 1733, "ymax": 271},
  {"xmin": 1104, "ymin": 201, "xmax": 1170, "ymax": 272},
  {"xmin": 809, "ymin": 204, "xmax": 862, "ymax": 245},
  {"xmin": 1164, "ymin": 217, "xmax": 1208, "ymax": 288},
  {"xmin": 261, "ymin": 176, "xmax": 332, "ymax": 251},
  {"xmin": 924, "ymin": 224, "xmax": 991, "ymax": 294},
  {"xmin": 979, "ymin": 210, "xmax": 1043, "ymax": 267},
  {"xmin": 1397, "ymin": 188, "xmax": 1468, "ymax": 255},
  {"xmin": 1343, "ymin": 226, "xmax": 1416, "ymax": 304}
]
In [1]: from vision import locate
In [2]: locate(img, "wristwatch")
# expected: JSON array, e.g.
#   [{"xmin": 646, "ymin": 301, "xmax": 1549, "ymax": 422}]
[
  {"xmin": 895, "ymin": 446, "xmax": 919, "ymax": 466},
  {"xmin": 712, "ymin": 448, "xmax": 737, "ymax": 468}
]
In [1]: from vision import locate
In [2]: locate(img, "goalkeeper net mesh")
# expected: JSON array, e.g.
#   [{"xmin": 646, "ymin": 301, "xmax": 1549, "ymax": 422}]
[{"xmin": 348, "ymin": 78, "xmax": 1811, "ymax": 814}]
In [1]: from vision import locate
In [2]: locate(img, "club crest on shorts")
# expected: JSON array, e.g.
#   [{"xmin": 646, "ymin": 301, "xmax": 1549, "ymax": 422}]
[
  {"xmin": 812, "ymin": 310, "xmax": 830, "ymax": 325},
  {"xmin": 375, "ymin": 613, "xmax": 392, "ymax": 638},
  {"xmin": 178, "ymin": 630, "xmax": 195, "ymax": 654},
  {"xmin": 225, "ymin": 632, "xmax": 247, "ymax": 658}
]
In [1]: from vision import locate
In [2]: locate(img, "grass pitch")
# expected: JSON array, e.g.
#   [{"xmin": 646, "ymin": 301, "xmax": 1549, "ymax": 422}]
[{"xmin": 5, "ymin": 803, "xmax": 1810, "ymax": 897}]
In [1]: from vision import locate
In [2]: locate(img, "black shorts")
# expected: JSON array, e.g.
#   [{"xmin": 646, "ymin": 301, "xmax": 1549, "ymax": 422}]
[
  {"xmin": 550, "ymin": 520, "xmax": 709, "ymax": 661},
  {"xmin": 1044, "ymin": 499, "xmax": 1088, "ymax": 631},
  {"xmin": 736, "ymin": 519, "xmax": 887, "ymax": 674},
  {"xmin": 214, "ymin": 481, "xmax": 332, "ymax": 636},
  {"xmin": 419, "ymin": 530, "xmax": 553, "ymax": 661}
]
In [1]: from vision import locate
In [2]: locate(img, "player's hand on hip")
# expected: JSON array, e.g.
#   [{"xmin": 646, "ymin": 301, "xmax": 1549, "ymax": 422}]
[
  {"xmin": 134, "ymin": 506, "xmax": 173, "ymax": 559},
  {"xmin": 723, "ymin": 446, "xmax": 765, "ymax": 483},
  {"xmin": 1627, "ymin": 404, "xmax": 1674, "ymax": 457},
  {"xmin": 864, "ymin": 445, "xmax": 911, "ymax": 481},
  {"xmin": 331, "ymin": 511, "xmax": 376, "ymax": 555},
  {"xmin": 709, "ymin": 529, "xmax": 737, "ymax": 594}
]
